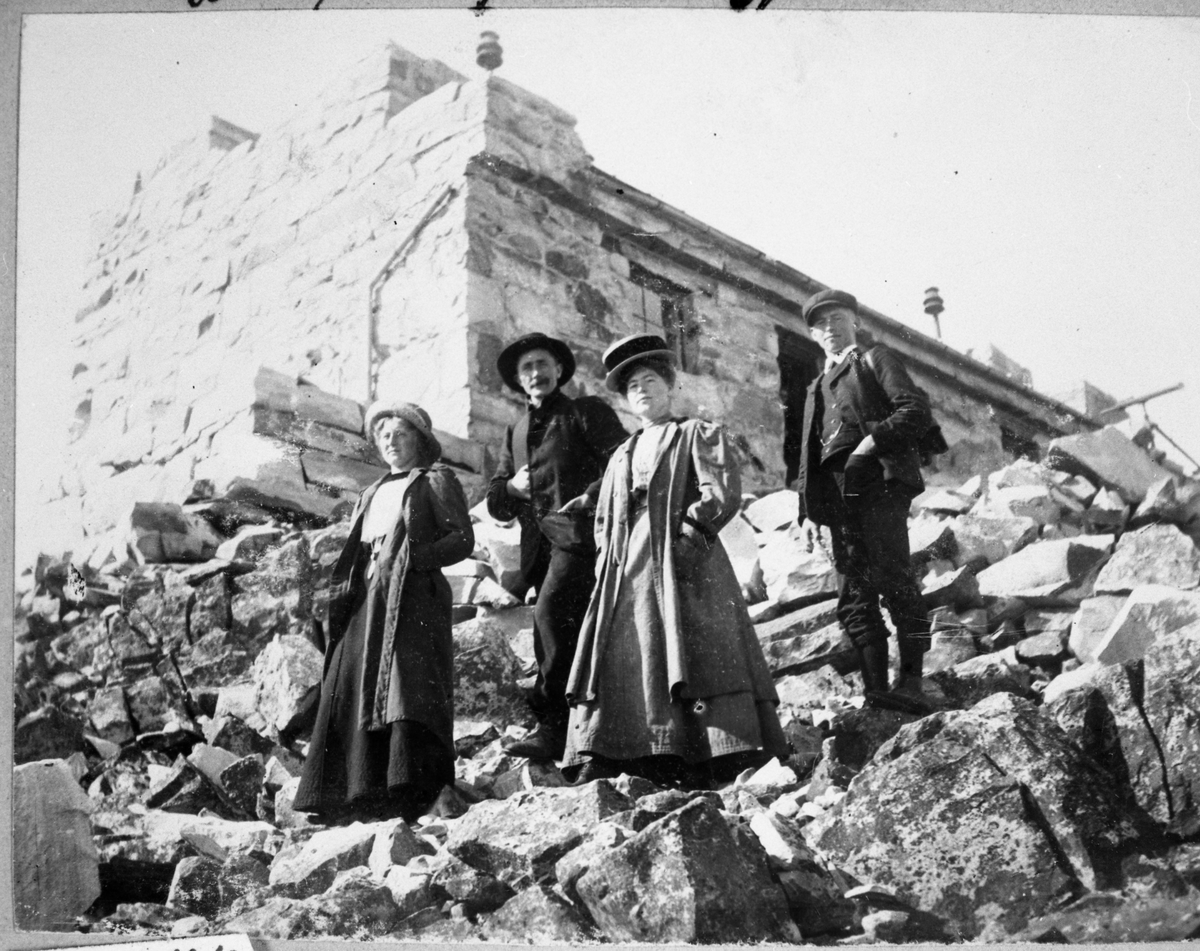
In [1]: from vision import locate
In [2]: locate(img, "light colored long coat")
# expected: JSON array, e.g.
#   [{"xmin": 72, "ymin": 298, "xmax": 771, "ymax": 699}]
[{"xmin": 566, "ymin": 419, "xmax": 781, "ymax": 709}]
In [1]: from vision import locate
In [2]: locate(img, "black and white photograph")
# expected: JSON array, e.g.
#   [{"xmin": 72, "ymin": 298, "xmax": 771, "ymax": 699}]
[{"xmin": 7, "ymin": 2, "xmax": 1200, "ymax": 943}]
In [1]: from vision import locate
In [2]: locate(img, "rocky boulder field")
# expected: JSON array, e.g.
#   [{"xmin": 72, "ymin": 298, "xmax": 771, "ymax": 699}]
[{"xmin": 12, "ymin": 425, "xmax": 1200, "ymax": 942}]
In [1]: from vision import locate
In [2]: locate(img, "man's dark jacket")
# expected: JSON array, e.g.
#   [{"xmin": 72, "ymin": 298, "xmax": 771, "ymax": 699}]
[
  {"xmin": 486, "ymin": 389, "xmax": 629, "ymax": 592},
  {"xmin": 797, "ymin": 344, "xmax": 933, "ymax": 525}
]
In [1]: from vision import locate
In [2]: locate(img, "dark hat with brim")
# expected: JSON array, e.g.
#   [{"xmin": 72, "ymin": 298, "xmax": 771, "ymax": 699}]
[
  {"xmin": 497, "ymin": 332, "xmax": 576, "ymax": 392},
  {"xmin": 603, "ymin": 333, "xmax": 676, "ymax": 392},
  {"xmin": 363, "ymin": 400, "xmax": 442, "ymax": 464},
  {"xmin": 802, "ymin": 289, "xmax": 858, "ymax": 326}
]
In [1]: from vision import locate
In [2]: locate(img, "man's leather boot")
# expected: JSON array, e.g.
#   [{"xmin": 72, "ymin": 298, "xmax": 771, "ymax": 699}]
[{"xmin": 502, "ymin": 722, "xmax": 567, "ymax": 760}]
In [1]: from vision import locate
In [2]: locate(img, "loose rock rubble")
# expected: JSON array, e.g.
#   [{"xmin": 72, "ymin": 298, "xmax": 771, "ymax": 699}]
[{"xmin": 12, "ymin": 425, "xmax": 1200, "ymax": 940}]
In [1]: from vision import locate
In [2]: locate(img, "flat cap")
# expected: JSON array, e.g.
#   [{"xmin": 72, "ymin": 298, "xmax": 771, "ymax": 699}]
[{"xmin": 801, "ymin": 289, "xmax": 858, "ymax": 326}]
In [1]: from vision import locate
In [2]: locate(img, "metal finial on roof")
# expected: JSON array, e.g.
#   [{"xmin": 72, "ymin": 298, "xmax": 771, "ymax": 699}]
[
  {"xmin": 923, "ymin": 286, "xmax": 945, "ymax": 340},
  {"xmin": 476, "ymin": 32, "xmax": 503, "ymax": 71}
]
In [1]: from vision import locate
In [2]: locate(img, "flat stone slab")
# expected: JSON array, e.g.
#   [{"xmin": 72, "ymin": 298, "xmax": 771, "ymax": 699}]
[
  {"xmin": 744, "ymin": 490, "xmax": 800, "ymax": 533},
  {"xmin": 976, "ymin": 539, "xmax": 1108, "ymax": 606},
  {"xmin": 1047, "ymin": 425, "xmax": 1172, "ymax": 504},
  {"xmin": 758, "ymin": 622, "xmax": 856, "ymax": 677},
  {"xmin": 1093, "ymin": 523, "xmax": 1200, "ymax": 594},
  {"xmin": 946, "ymin": 514, "xmax": 1040, "ymax": 568},
  {"xmin": 1093, "ymin": 584, "xmax": 1200, "ymax": 666}
]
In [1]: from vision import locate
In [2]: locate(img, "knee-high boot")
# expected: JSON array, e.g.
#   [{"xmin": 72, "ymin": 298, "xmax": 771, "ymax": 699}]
[{"xmin": 855, "ymin": 639, "xmax": 891, "ymax": 695}]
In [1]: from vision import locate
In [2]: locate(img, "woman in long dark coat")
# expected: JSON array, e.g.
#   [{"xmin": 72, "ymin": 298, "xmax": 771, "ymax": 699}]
[
  {"xmin": 294, "ymin": 401, "xmax": 474, "ymax": 824},
  {"xmin": 562, "ymin": 334, "xmax": 789, "ymax": 789}
]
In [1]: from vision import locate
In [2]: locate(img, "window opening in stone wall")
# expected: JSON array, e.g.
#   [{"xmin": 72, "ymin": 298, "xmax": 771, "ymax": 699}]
[
  {"xmin": 627, "ymin": 260, "xmax": 699, "ymax": 371},
  {"xmin": 776, "ymin": 324, "xmax": 824, "ymax": 486}
]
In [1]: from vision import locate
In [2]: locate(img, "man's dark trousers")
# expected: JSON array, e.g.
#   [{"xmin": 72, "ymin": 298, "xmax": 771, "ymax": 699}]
[
  {"xmin": 815, "ymin": 463, "xmax": 929, "ymax": 675},
  {"xmin": 524, "ymin": 542, "xmax": 596, "ymax": 733}
]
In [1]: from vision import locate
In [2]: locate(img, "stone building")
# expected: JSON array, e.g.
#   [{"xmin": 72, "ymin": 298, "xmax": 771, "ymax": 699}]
[{"xmin": 50, "ymin": 41, "xmax": 1101, "ymax": 558}]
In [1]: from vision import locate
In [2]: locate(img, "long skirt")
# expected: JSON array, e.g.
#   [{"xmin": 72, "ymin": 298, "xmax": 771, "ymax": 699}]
[
  {"xmin": 562, "ymin": 509, "xmax": 777, "ymax": 770},
  {"xmin": 293, "ymin": 582, "xmax": 453, "ymax": 823}
]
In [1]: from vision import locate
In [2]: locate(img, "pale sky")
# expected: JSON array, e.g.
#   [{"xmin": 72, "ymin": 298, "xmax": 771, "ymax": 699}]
[{"xmin": 14, "ymin": 9, "xmax": 1200, "ymax": 557}]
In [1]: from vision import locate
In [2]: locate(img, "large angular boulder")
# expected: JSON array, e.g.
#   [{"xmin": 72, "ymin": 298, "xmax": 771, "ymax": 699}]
[
  {"xmin": 747, "ymin": 811, "xmax": 856, "ymax": 935},
  {"xmin": 215, "ymin": 525, "xmax": 284, "ymax": 562},
  {"xmin": 165, "ymin": 856, "xmax": 223, "ymax": 918},
  {"xmin": 908, "ymin": 515, "xmax": 958, "ymax": 563},
  {"xmin": 758, "ymin": 524, "xmax": 839, "ymax": 606},
  {"xmin": 553, "ymin": 821, "xmax": 633, "ymax": 903},
  {"xmin": 754, "ymin": 598, "xmax": 839, "ymax": 642},
  {"xmin": 479, "ymin": 883, "xmax": 595, "ymax": 942},
  {"xmin": 140, "ymin": 812, "xmax": 279, "ymax": 862},
  {"xmin": 13, "ymin": 759, "xmax": 101, "ymax": 930},
  {"xmin": 1093, "ymin": 523, "xmax": 1200, "ymax": 594},
  {"xmin": 381, "ymin": 864, "xmax": 439, "ymax": 919},
  {"xmin": 719, "ymin": 512, "xmax": 763, "ymax": 590},
  {"xmin": 452, "ymin": 616, "xmax": 530, "ymax": 725},
  {"xmin": 295, "ymin": 867, "xmax": 406, "ymax": 938},
  {"xmin": 367, "ymin": 818, "xmax": 436, "ymax": 876},
  {"xmin": 743, "ymin": 489, "xmax": 800, "ymax": 532},
  {"xmin": 808, "ymin": 693, "xmax": 1140, "ymax": 938},
  {"xmin": 470, "ymin": 515, "xmax": 523, "ymax": 593},
  {"xmin": 758, "ymin": 621, "xmax": 856, "ymax": 677},
  {"xmin": 1046, "ymin": 618, "xmax": 1200, "ymax": 827},
  {"xmin": 230, "ymin": 535, "xmax": 313, "ymax": 652},
  {"xmin": 446, "ymin": 781, "xmax": 632, "ymax": 882},
  {"xmin": 971, "ymin": 484, "xmax": 1066, "ymax": 527},
  {"xmin": 574, "ymin": 798, "xmax": 797, "ymax": 943},
  {"xmin": 1070, "ymin": 595, "xmax": 1127, "ymax": 663},
  {"xmin": 1092, "ymin": 584, "xmax": 1200, "ymax": 666},
  {"xmin": 1011, "ymin": 894, "xmax": 1200, "ymax": 942},
  {"xmin": 945, "ymin": 514, "xmax": 1039, "ymax": 568},
  {"xmin": 429, "ymin": 855, "xmax": 514, "ymax": 915},
  {"xmin": 928, "ymin": 648, "xmax": 1036, "ymax": 708},
  {"xmin": 15, "ymin": 704, "xmax": 87, "ymax": 765},
  {"xmin": 251, "ymin": 634, "xmax": 323, "ymax": 736},
  {"xmin": 87, "ymin": 686, "xmax": 136, "ymax": 745},
  {"xmin": 145, "ymin": 757, "xmax": 234, "ymax": 818},
  {"xmin": 268, "ymin": 822, "xmax": 379, "ymax": 897},
  {"xmin": 1047, "ymin": 425, "xmax": 1172, "ymax": 504},
  {"xmin": 976, "ymin": 538, "xmax": 1109, "ymax": 606},
  {"xmin": 912, "ymin": 487, "xmax": 973, "ymax": 515},
  {"xmin": 921, "ymin": 564, "xmax": 983, "ymax": 611},
  {"xmin": 220, "ymin": 895, "xmax": 316, "ymax": 939},
  {"xmin": 120, "ymin": 502, "xmax": 226, "ymax": 564},
  {"xmin": 773, "ymin": 664, "xmax": 856, "ymax": 712}
]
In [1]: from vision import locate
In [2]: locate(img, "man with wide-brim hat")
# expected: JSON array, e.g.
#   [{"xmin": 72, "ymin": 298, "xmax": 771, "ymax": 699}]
[
  {"xmin": 486, "ymin": 332, "xmax": 629, "ymax": 760},
  {"xmin": 795, "ymin": 289, "xmax": 938, "ymax": 714}
]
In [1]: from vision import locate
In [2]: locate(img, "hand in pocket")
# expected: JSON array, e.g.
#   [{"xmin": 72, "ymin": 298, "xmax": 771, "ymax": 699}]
[{"xmin": 842, "ymin": 454, "xmax": 878, "ymax": 499}]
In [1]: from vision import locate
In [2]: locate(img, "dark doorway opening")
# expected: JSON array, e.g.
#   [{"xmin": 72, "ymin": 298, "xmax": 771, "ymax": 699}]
[{"xmin": 777, "ymin": 324, "xmax": 824, "ymax": 486}]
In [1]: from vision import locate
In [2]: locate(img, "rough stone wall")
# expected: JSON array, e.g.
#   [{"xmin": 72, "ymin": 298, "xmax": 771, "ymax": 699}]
[
  {"xmin": 52, "ymin": 45, "xmax": 490, "ymax": 548},
  {"xmin": 464, "ymin": 166, "xmax": 793, "ymax": 495}
]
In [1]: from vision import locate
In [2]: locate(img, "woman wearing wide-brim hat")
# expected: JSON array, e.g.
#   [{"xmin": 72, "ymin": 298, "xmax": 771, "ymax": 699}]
[
  {"xmin": 293, "ymin": 401, "xmax": 474, "ymax": 824},
  {"xmin": 562, "ymin": 334, "xmax": 789, "ymax": 789}
]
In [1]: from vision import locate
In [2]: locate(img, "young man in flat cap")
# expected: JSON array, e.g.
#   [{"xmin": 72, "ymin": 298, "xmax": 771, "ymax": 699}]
[
  {"xmin": 795, "ymin": 290, "xmax": 935, "ymax": 713},
  {"xmin": 487, "ymin": 333, "xmax": 629, "ymax": 759}
]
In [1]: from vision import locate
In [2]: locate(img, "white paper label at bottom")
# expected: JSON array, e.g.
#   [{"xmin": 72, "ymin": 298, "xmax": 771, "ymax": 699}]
[{"xmin": 41, "ymin": 936, "xmax": 254, "ymax": 951}]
